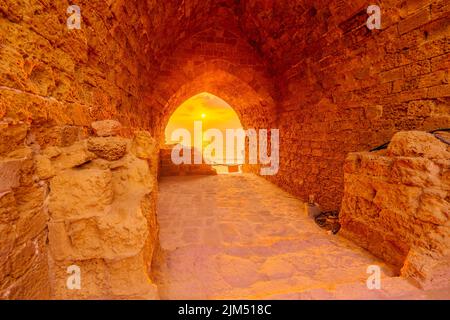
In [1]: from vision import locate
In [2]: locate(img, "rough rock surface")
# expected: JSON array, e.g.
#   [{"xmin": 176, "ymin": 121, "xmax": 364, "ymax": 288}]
[
  {"xmin": 131, "ymin": 131, "xmax": 157, "ymax": 160},
  {"xmin": 91, "ymin": 120, "xmax": 122, "ymax": 137},
  {"xmin": 87, "ymin": 137, "xmax": 128, "ymax": 161},
  {"xmin": 340, "ymin": 131, "xmax": 450, "ymax": 289},
  {"xmin": 44, "ymin": 124, "xmax": 159, "ymax": 299},
  {"xmin": 0, "ymin": 117, "xmax": 159, "ymax": 299},
  {"xmin": 48, "ymin": 169, "xmax": 114, "ymax": 221},
  {"xmin": 0, "ymin": 146, "xmax": 50, "ymax": 299}
]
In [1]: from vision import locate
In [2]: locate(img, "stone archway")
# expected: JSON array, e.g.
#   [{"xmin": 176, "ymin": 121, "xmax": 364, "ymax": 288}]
[
  {"xmin": 154, "ymin": 67, "xmax": 278, "ymax": 143},
  {"xmin": 156, "ymin": 67, "xmax": 278, "ymax": 178},
  {"xmin": 163, "ymin": 92, "xmax": 245, "ymax": 171}
]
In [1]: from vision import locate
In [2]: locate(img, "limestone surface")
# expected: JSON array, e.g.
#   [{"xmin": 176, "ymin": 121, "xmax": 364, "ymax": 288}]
[
  {"xmin": 45, "ymin": 127, "xmax": 159, "ymax": 299},
  {"xmin": 87, "ymin": 137, "xmax": 128, "ymax": 161},
  {"xmin": 340, "ymin": 131, "xmax": 450, "ymax": 289},
  {"xmin": 91, "ymin": 120, "xmax": 122, "ymax": 137}
]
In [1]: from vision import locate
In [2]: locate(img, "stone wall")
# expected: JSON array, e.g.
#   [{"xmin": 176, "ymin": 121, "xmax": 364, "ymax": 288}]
[
  {"xmin": 0, "ymin": 0, "xmax": 158, "ymax": 131},
  {"xmin": 340, "ymin": 131, "xmax": 449, "ymax": 289},
  {"xmin": 0, "ymin": 143, "xmax": 50, "ymax": 299},
  {"xmin": 160, "ymin": 146, "xmax": 217, "ymax": 177},
  {"xmin": 0, "ymin": 0, "xmax": 159, "ymax": 299},
  {"xmin": 1, "ymin": 118, "xmax": 160, "ymax": 299},
  {"xmin": 46, "ymin": 122, "xmax": 159, "ymax": 299},
  {"xmin": 263, "ymin": 0, "xmax": 450, "ymax": 210}
]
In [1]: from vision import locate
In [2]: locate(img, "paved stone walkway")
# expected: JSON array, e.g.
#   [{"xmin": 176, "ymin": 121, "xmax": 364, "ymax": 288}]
[{"xmin": 154, "ymin": 174, "xmax": 448, "ymax": 300}]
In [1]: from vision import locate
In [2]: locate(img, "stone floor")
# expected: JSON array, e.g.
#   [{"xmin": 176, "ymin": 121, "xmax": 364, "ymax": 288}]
[{"xmin": 154, "ymin": 174, "xmax": 449, "ymax": 300}]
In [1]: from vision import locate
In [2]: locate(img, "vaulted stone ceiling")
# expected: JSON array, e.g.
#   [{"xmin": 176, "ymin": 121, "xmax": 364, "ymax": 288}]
[
  {"xmin": 111, "ymin": 0, "xmax": 371, "ymax": 75},
  {"xmin": 126, "ymin": 0, "xmax": 424, "ymax": 76}
]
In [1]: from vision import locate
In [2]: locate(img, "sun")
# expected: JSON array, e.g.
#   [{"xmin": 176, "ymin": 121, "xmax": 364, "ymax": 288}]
[{"xmin": 201, "ymin": 113, "xmax": 206, "ymax": 119}]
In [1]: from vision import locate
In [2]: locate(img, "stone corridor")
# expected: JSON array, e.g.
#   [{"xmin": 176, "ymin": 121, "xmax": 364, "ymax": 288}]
[
  {"xmin": 154, "ymin": 174, "xmax": 448, "ymax": 300},
  {"xmin": 1, "ymin": 0, "xmax": 449, "ymax": 300}
]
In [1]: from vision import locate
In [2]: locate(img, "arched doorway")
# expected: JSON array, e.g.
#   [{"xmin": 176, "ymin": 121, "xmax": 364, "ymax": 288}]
[
  {"xmin": 155, "ymin": 68, "xmax": 278, "ymax": 177},
  {"xmin": 164, "ymin": 92, "xmax": 245, "ymax": 174}
]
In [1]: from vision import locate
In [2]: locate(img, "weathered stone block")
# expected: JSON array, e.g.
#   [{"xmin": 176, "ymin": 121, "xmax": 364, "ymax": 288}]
[
  {"xmin": 0, "ymin": 222, "xmax": 16, "ymax": 260},
  {"xmin": 391, "ymin": 157, "xmax": 441, "ymax": 187},
  {"xmin": 91, "ymin": 120, "xmax": 122, "ymax": 137},
  {"xmin": 0, "ymin": 123, "xmax": 28, "ymax": 156},
  {"xmin": 87, "ymin": 137, "xmax": 128, "ymax": 161},
  {"xmin": 0, "ymin": 191, "xmax": 18, "ymax": 224},
  {"xmin": 398, "ymin": 8, "xmax": 431, "ymax": 34},
  {"xmin": 4, "ymin": 234, "xmax": 50, "ymax": 299},
  {"xmin": 373, "ymin": 182, "xmax": 422, "ymax": 214},
  {"xmin": 31, "ymin": 125, "xmax": 83, "ymax": 148},
  {"xmin": 106, "ymin": 252, "xmax": 159, "ymax": 298},
  {"xmin": 364, "ymin": 105, "xmax": 383, "ymax": 120},
  {"xmin": 49, "ymin": 169, "xmax": 113, "ymax": 221},
  {"xmin": 0, "ymin": 148, "xmax": 32, "ymax": 193},
  {"xmin": 112, "ymin": 156, "xmax": 155, "ymax": 198},
  {"xmin": 34, "ymin": 155, "xmax": 55, "ymax": 180},
  {"xmin": 131, "ymin": 130, "xmax": 157, "ymax": 160},
  {"xmin": 66, "ymin": 206, "xmax": 148, "ymax": 261},
  {"xmin": 360, "ymin": 153, "xmax": 394, "ymax": 178},
  {"xmin": 416, "ymin": 192, "xmax": 449, "ymax": 224},
  {"xmin": 42, "ymin": 146, "xmax": 62, "ymax": 159},
  {"xmin": 14, "ymin": 186, "xmax": 48, "ymax": 245},
  {"xmin": 52, "ymin": 141, "xmax": 97, "ymax": 171},
  {"xmin": 401, "ymin": 247, "xmax": 450, "ymax": 290},
  {"xmin": 48, "ymin": 221, "xmax": 73, "ymax": 262},
  {"xmin": 343, "ymin": 153, "xmax": 362, "ymax": 174},
  {"xmin": 428, "ymin": 84, "xmax": 450, "ymax": 98},
  {"xmin": 344, "ymin": 174, "xmax": 377, "ymax": 201},
  {"xmin": 387, "ymin": 131, "xmax": 450, "ymax": 159},
  {"xmin": 341, "ymin": 130, "xmax": 449, "ymax": 288}
]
